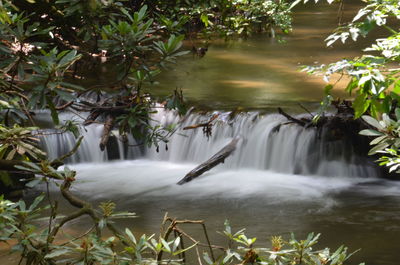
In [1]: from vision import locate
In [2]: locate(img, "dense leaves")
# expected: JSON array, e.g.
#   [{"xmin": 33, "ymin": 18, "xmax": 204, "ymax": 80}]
[
  {"xmin": 302, "ymin": 0, "xmax": 400, "ymax": 120},
  {"xmin": 297, "ymin": 0, "xmax": 400, "ymax": 172},
  {"xmin": 0, "ymin": 194, "xmax": 363, "ymax": 265}
]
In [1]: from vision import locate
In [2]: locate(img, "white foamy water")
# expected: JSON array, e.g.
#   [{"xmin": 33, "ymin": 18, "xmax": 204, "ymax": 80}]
[
  {"xmin": 41, "ymin": 108, "xmax": 378, "ymax": 179},
  {"xmin": 64, "ymin": 160, "xmax": 377, "ymax": 206}
]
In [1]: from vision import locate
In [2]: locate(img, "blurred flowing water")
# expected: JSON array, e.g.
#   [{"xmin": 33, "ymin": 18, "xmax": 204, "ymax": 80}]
[{"xmin": 35, "ymin": 107, "xmax": 400, "ymax": 265}]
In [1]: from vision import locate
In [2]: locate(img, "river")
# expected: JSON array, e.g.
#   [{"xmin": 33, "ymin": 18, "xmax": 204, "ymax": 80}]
[{"xmin": 2, "ymin": 2, "xmax": 400, "ymax": 265}]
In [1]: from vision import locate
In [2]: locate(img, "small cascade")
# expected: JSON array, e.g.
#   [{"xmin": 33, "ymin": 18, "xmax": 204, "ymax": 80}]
[
  {"xmin": 148, "ymin": 109, "xmax": 378, "ymax": 178},
  {"xmin": 41, "ymin": 124, "xmax": 108, "ymax": 163},
  {"xmin": 39, "ymin": 112, "xmax": 142, "ymax": 163},
  {"xmin": 39, "ymin": 108, "xmax": 379, "ymax": 178}
]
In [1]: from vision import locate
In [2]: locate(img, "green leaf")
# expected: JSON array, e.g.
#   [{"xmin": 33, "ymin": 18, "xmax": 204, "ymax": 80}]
[
  {"xmin": 370, "ymin": 135, "xmax": 387, "ymax": 145},
  {"xmin": 161, "ymin": 238, "xmax": 171, "ymax": 253},
  {"xmin": 6, "ymin": 149, "xmax": 16, "ymax": 160},
  {"xmin": 368, "ymin": 142, "xmax": 390, "ymax": 155},
  {"xmin": 120, "ymin": 7, "xmax": 133, "ymax": 22},
  {"xmin": 137, "ymin": 5, "xmax": 148, "ymax": 21},
  {"xmin": 58, "ymin": 50, "xmax": 80, "ymax": 68},
  {"xmin": 200, "ymin": 13, "xmax": 209, "ymax": 27},
  {"xmin": 395, "ymin": 108, "xmax": 400, "ymax": 121},
  {"xmin": 361, "ymin": 115, "xmax": 384, "ymax": 130},
  {"xmin": 45, "ymin": 249, "xmax": 70, "ymax": 259},
  {"xmin": 173, "ymin": 242, "xmax": 197, "ymax": 256},
  {"xmin": 203, "ymin": 252, "xmax": 213, "ymax": 265},
  {"xmin": 172, "ymin": 237, "xmax": 180, "ymax": 252},
  {"xmin": 47, "ymin": 99, "xmax": 60, "ymax": 125},
  {"xmin": 324, "ymin": 84, "xmax": 333, "ymax": 95},
  {"xmin": 25, "ymin": 178, "xmax": 42, "ymax": 188},
  {"xmin": 353, "ymin": 94, "xmax": 370, "ymax": 119},
  {"xmin": 125, "ymin": 228, "xmax": 136, "ymax": 244},
  {"xmin": 28, "ymin": 194, "xmax": 44, "ymax": 210}
]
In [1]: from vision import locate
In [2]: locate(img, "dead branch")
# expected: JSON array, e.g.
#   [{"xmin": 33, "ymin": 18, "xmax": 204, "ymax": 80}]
[
  {"xmin": 83, "ymin": 110, "xmax": 102, "ymax": 126},
  {"xmin": 157, "ymin": 215, "xmax": 219, "ymax": 263},
  {"xmin": 173, "ymin": 226, "xmax": 224, "ymax": 251},
  {"xmin": 277, "ymin": 107, "xmax": 306, "ymax": 126},
  {"xmin": 177, "ymin": 137, "xmax": 240, "ymax": 185},
  {"xmin": 183, "ymin": 114, "xmax": 219, "ymax": 130},
  {"xmin": 55, "ymin": 101, "xmax": 74, "ymax": 111},
  {"xmin": 298, "ymin": 103, "xmax": 314, "ymax": 118}
]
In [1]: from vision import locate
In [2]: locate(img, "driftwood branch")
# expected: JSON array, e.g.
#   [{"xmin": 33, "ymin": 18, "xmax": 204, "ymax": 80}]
[
  {"xmin": 183, "ymin": 114, "xmax": 219, "ymax": 130},
  {"xmin": 277, "ymin": 107, "xmax": 306, "ymax": 126},
  {"xmin": 177, "ymin": 137, "xmax": 240, "ymax": 185}
]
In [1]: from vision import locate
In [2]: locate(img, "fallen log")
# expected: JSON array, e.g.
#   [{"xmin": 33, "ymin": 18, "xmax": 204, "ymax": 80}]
[
  {"xmin": 177, "ymin": 137, "xmax": 240, "ymax": 185},
  {"xmin": 99, "ymin": 115, "xmax": 115, "ymax": 151}
]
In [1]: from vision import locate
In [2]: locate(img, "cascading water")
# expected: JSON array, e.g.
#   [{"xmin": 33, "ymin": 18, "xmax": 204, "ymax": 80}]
[
  {"xmin": 40, "ymin": 108, "xmax": 378, "ymax": 178},
  {"xmin": 41, "ymin": 124, "xmax": 107, "ymax": 163},
  {"xmin": 148, "ymin": 109, "xmax": 377, "ymax": 178}
]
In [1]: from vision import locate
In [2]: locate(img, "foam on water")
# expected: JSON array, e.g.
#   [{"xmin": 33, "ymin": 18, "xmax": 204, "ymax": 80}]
[
  {"xmin": 41, "ymin": 108, "xmax": 378, "ymax": 179},
  {"xmin": 65, "ymin": 160, "xmax": 374, "ymax": 204}
]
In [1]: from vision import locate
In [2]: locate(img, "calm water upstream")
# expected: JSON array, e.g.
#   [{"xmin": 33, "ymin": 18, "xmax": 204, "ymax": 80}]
[
  {"xmin": 150, "ymin": 2, "xmax": 381, "ymax": 111},
  {"xmin": 2, "ymin": 2, "xmax": 400, "ymax": 265}
]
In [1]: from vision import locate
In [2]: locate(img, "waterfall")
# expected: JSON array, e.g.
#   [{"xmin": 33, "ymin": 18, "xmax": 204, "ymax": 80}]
[
  {"xmin": 148, "ymin": 109, "xmax": 378, "ymax": 178},
  {"xmin": 39, "ymin": 108, "xmax": 378, "ymax": 178},
  {"xmin": 41, "ymin": 124, "xmax": 108, "ymax": 163}
]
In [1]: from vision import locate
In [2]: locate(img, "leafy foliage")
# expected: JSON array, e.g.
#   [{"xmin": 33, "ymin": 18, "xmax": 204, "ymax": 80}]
[
  {"xmin": 0, "ymin": 193, "xmax": 363, "ymax": 265},
  {"xmin": 0, "ymin": 1, "xmax": 369, "ymax": 264},
  {"xmin": 0, "ymin": 124, "xmax": 45, "ymax": 161},
  {"xmin": 301, "ymin": 0, "xmax": 400, "ymax": 120},
  {"xmin": 359, "ymin": 112, "xmax": 400, "ymax": 172},
  {"xmin": 295, "ymin": 0, "xmax": 400, "ymax": 171}
]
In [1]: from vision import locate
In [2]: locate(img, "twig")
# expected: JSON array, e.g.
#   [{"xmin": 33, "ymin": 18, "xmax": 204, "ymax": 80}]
[
  {"xmin": 59, "ymin": 225, "xmax": 96, "ymax": 246},
  {"xmin": 183, "ymin": 114, "xmax": 219, "ymax": 130},
  {"xmin": 50, "ymin": 136, "xmax": 84, "ymax": 168},
  {"xmin": 157, "ymin": 215, "xmax": 222, "ymax": 263},
  {"xmin": 55, "ymin": 101, "xmax": 74, "ymax": 111},
  {"xmin": 201, "ymin": 223, "xmax": 215, "ymax": 262},
  {"xmin": 337, "ymin": 0, "xmax": 344, "ymax": 26},
  {"xmin": 298, "ymin": 104, "xmax": 314, "ymax": 118},
  {"xmin": 277, "ymin": 108, "xmax": 306, "ymax": 126},
  {"xmin": 196, "ymin": 246, "xmax": 204, "ymax": 265},
  {"xmin": 46, "ymin": 182, "xmax": 55, "ymax": 250},
  {"xmin": 173, "ymin": 226, "xmax": 224, "ymax": 251}
]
